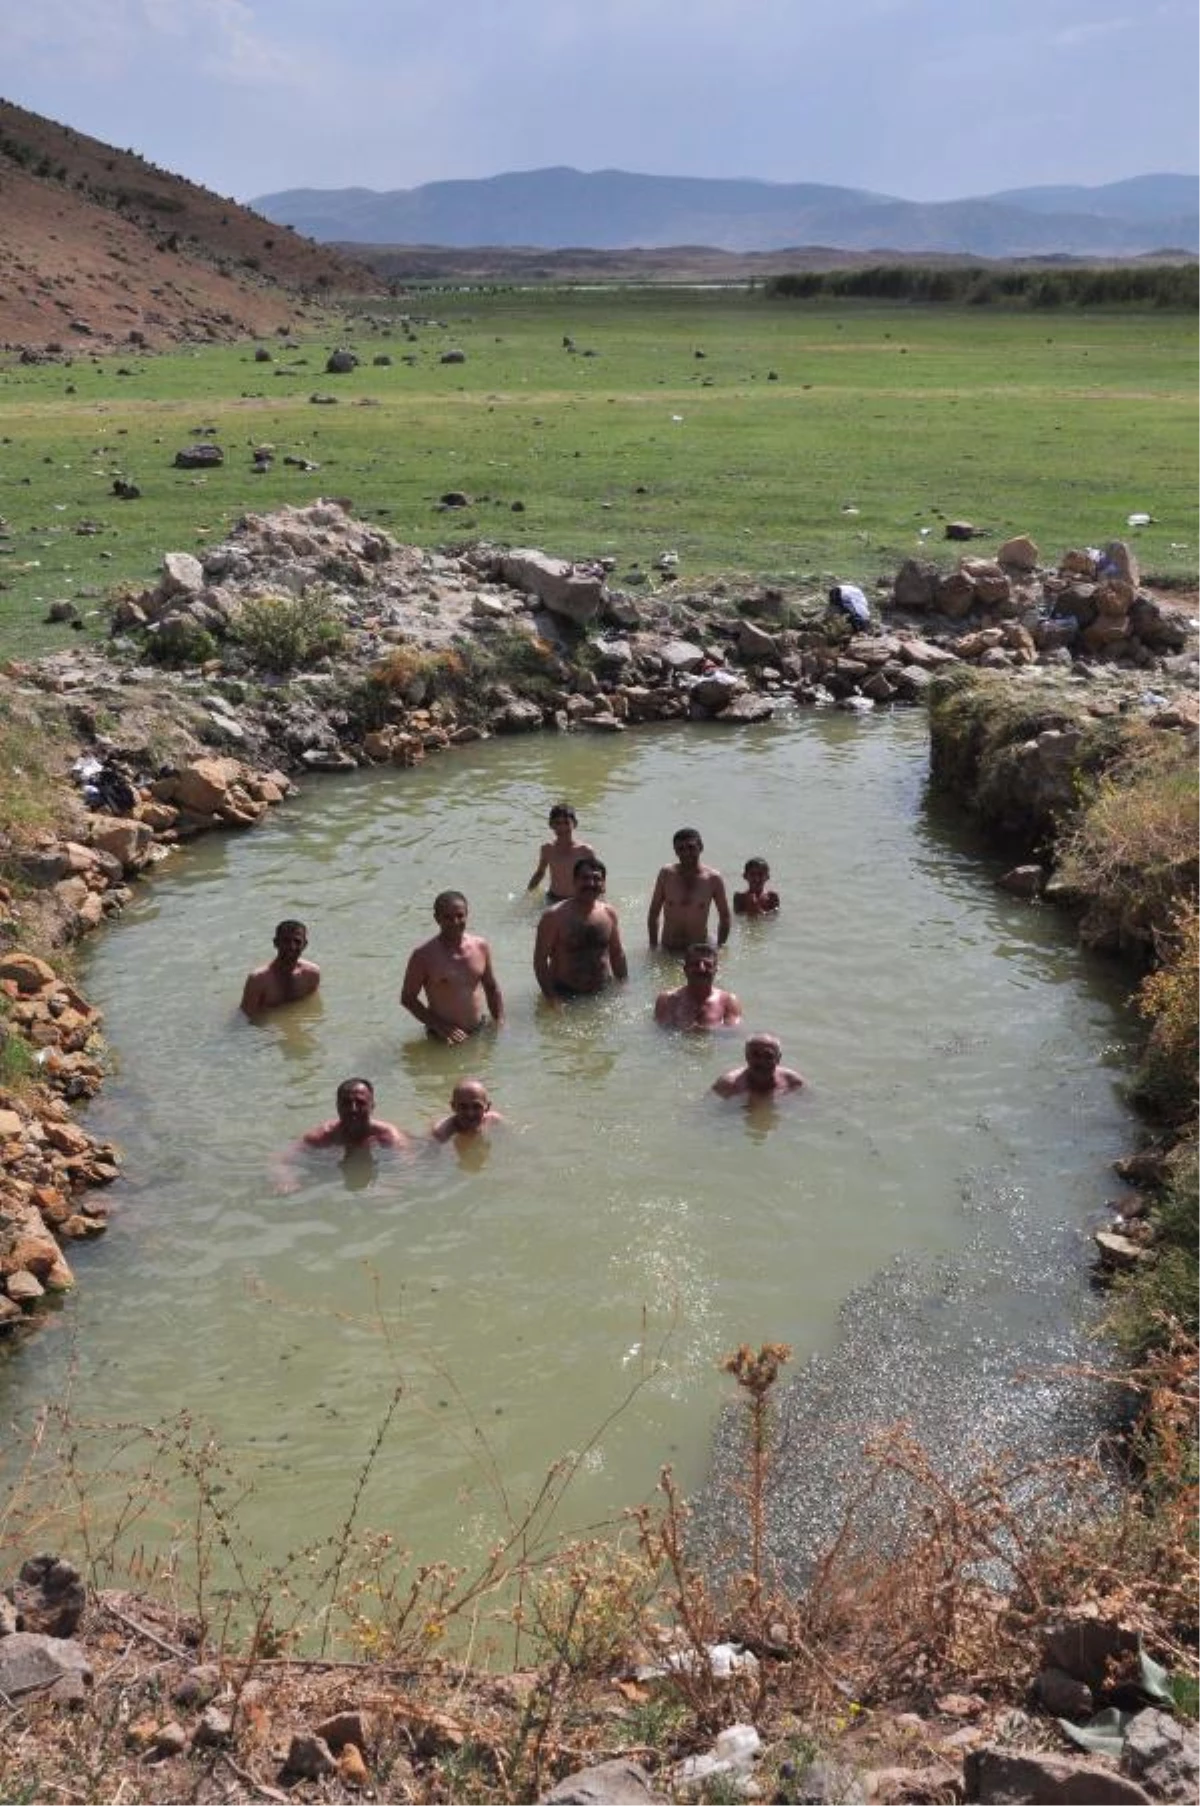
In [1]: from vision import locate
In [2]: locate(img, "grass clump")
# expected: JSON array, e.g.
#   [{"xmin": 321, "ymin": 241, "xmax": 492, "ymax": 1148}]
[
  {"xmin": 231, "ymin": 585, "xmax": 344, "ymax": 672},
  {"xmin": 0, "ymin": 698, "xmax": 72, "ymax": 847},
  {"xmin": 1057, "ymin": 730, "xmax": 1199, "ymax": 960}
]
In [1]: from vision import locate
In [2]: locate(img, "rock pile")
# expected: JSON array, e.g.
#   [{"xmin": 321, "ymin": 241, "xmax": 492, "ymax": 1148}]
[{"xmin": 886, "ymin": 535, "xmax": 1191, "ymax": 668}]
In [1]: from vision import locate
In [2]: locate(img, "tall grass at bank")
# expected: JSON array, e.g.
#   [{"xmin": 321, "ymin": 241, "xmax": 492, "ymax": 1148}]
[{"xmin": 0, "ymin": 290, "xmax": 1194, "ymax": 658}]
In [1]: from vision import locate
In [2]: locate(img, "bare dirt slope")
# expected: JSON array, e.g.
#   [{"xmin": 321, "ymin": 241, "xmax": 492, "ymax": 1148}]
[{"xmin": 0, "ymin": 99, "xmax": 383, "ymax": 350}]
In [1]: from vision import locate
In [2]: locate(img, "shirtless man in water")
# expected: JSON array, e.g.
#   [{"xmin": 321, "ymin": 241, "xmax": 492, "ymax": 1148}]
[
  {"xmin": 273, "ymin": 1077, "xmax": 409, "ymax": 1191},
  {"xmin": 240, "ymin": 920, "xmax": 321, "ymax": 1014},
  {"xmin": 432, "ymin": 1078, "xmax": 504, "ymax": 1142},
  {"xmin": 401, "ymin": 891, "xmax": 504, "ymax": 1043},
  {"xmin": 647, "ymin": 828, "xmax": 731, "ymax": 952},
  {"xmin": 654, "ymin": 942, "xmax": 742, "ymax": 1031},
  {"xmin": 534, "ymin": 857, "xmax": 628, "ymax": 1003},
  {"xmin": 302, "ymin": 1077, "xmax": 410, "ymax": 1149},
  {"xmin": 713, "ymin": 1033, "xmax": 805, "ymax": 1099}
]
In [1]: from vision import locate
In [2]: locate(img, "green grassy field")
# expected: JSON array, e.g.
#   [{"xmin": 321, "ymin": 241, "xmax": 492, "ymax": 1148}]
[{"xmin": 0, "ymin": 288, "xmax": 1194, "ymax": 659}]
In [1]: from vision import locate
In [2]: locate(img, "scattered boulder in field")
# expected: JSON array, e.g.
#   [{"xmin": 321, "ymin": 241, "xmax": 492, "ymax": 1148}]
[
  {"xmin": 325, "ymin": 348, "xmax": 358, "ymax": 374},
  {"xmin": 172, "ymin": 444, "xmax": 223, "ymax": 470},
  {"xmin": 440, "ymin": 348, "xmax": 466, "ymax": 365}
]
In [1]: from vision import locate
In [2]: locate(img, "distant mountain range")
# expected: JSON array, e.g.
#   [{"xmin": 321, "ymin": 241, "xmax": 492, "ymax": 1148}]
[{"xmin": 253, "ymin": 168, "xmax": 1198, "ymax": 258}]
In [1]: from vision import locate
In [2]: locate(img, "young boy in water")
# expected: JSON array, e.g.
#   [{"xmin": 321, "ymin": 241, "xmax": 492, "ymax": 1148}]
[
  {"xmin": 527, "ymin": 804, "xmax": 597, "ymax": 904},
  {"xmin": 733, "ymin": 858, "xmax": 781, "ymax": 918}
]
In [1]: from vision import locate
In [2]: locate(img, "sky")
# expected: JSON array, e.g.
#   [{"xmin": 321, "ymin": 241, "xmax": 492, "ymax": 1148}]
[{"xmin": 4, "ymin": 0, "xmax": 1197, "ymax": 204}]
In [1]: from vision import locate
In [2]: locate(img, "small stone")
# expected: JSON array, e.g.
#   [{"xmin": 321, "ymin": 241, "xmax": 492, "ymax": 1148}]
[
  {"xmin": 338, "ymin": 1742, "xmax": 370, "ymax": 1787},
  {"xmin": 172, "ymin": 1662, "xmax": 220, "ymax": 1707},
  {"xmin": 1033, "ymin": 1665, "xmax": 1094, "ymax": 1719},
  {"xmin": 315, "ymin": 1709, "xmax": 372, "ymax": 1752},
  {"xmin": 192, "ymin": 1705, "xmax": 232, "ymax": 1747},
  {"xmin": 283, "ymin": 1732, "xmax": 337, "ymax": 1779},
  {"xmin": 151, "ymin": 1721, "xmax": 188, "ymax": 1759}
]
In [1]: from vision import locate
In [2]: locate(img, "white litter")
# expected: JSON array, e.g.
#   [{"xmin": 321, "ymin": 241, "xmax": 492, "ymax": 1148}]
[{"xmin": 1126, "ymin": 512, "xmax": 1153, "ymax": 527}]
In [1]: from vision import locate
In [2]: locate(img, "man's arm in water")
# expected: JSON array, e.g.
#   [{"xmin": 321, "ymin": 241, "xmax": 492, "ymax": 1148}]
[
  {"xmin": 712, "ymin": 875, "xmax": 732, "ymax": 947},
  {"xmin": 646, "ymin": 869, "xmax": 667, "ymax": 949},
  {"xmin": 533, "ymin": 909, "xmax": 560, "ymax": 1003},
  {"xmin": 480, "ymin": 940, "xmax": 505, "ymax": 1026},
  {"xmin": 240, "ymin": 966, "xmax": 274, "ymax": 1015},
  {"xmin": 608, "ymin": 910, "xmax": 629, "ymax": 981}
]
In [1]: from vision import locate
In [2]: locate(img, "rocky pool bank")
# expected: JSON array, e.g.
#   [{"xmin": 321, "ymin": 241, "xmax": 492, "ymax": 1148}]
[
  {"xmin": 0, "ymin": 499, "xmax": 1194, "ymax": 1330},
  {"xmin": 0, "ymin": 504, "xmax": 1195, "ymax": 1803}
]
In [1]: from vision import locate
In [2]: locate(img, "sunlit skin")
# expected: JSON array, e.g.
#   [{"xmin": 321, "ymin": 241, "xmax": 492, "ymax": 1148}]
[
  {"xmin": 713, "ymin": 1034, "xmax": 805, "ymax": 1099},
  {"xmin": 654, "ymin": 943, "xmax": 742, "ymax": 1031},
  {"xmin": 303, "ymin": 1080, "xmax": 410, "ymax": 1150},
  {"xmin": 648, "ymin": 829, "xmax": 731, "ymax": 951},
  {"xmin": 240, "ymin": 920, "xmax": 321, "ymax": 1014},
  {"xmin": 527, "ymin": 805, "xmax": 597, "ymax": 903},
  {"xmin": 534, "ymin": 858, "xmax": 628, "ymax": 1002},
  {"xmin": 401, "ymin": 891, "xmax": 504, "ymax": 1043},
  {"xmin": 733, "ymin": 859, "xmax": 781, "ymax": 918},
  {"xmin": 432, "ymin": 1079, "xmax": 505, "ymax": 1142}
]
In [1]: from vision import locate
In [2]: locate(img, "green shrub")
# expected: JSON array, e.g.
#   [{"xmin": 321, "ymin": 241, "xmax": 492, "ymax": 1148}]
[
  {"xmin": 233, "ymin": 587, "xmax": 345, "ymax": 672},
  {"xmin": 145, "ymin": 617, "xmax": 218, "ymax": 667}
]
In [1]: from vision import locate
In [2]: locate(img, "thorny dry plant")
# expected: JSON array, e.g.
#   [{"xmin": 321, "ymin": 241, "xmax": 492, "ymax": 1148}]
[{"xmin": 0, "ymin": 1333, "xmax": 1195, "ymax": 1804}]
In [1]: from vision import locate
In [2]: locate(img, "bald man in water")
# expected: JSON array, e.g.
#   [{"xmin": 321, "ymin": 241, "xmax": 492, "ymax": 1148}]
[{"xmin": 713, "ymin": 1033, "xmax": 805, "ymax": 1099}]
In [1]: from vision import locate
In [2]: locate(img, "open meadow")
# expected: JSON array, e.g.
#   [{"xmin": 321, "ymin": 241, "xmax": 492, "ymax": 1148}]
[{"xmin": 0, "ymin": 286, "xmax": 1194, "ymax": 659}]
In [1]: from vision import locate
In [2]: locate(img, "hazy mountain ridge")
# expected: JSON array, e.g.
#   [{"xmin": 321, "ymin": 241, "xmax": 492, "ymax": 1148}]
[{"xmin": 254, "ymin": 167, "xmax": 1199, "ymax": 256}]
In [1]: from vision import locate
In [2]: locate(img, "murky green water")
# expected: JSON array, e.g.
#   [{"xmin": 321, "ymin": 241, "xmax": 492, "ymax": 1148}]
[{"xmin": 0, "ymin": 711, "xmax": 1133, "ymax": 1573}]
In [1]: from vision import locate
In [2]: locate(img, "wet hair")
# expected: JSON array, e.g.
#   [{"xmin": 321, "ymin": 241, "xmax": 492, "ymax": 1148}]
[
  {"xmin": 673, "ymin": 826, "xmax": 702, "ymax": 848},
  {"xmin": 743, "ymin": 857, "xmax": 770, "ymax": 876},
  {"xmin": 453, "ymin": 1078, "xmax": 489, "ymax": 1104},
  {"xmin": 745, "ymin": 1033, "xmax": 782, "ymax": 1057},
  {"xmin": 574, "ymin": 855, "xmax": 606, "ymax": 880},
  {"xmin": 684, "ymin": 940, "xmax": 717, "ymax": 964},
  {"xmin": 274, "ymin": 918, "xmax": 307, "ymax": 939},
  {"xmin": 336, "ymin": 1077, "xmax": 375, "ymax": 1103},
  {"xmin": 548, "ymin": 802, "xmax": 577, "ymax": 824},
  {"xmin": 433, "ymin": 889, "xmax": 468, "ymax": 915}
]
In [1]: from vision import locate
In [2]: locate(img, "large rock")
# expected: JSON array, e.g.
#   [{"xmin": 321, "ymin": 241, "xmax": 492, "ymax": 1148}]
[
  {"xmin": 159, "ymin": 551, "xmax": 205, "ymax": 596},
  {"xmin": 499, "ymin": 551, "xmax": 605, "ymax": 625},
  {"xmin": 659, "ymin": 639, "xmax": 707, "ymax": 674},
  {"xmin": 0, "ymin": 953, "xmax": 56, "ymax": 994},
  {"xmin": 1121, "ymin": 1709, "xmax": 1199, "ymax": 1801},
  {"xmin": 7, "ymin": 1554, "xmax": 86, "ymax": 1637},
  {"xmin": 88, "ymin": 817, "xmax": 153, "ymax": 872},
  {"xmin": 997, "ymin": 535, "xmax": 1040, "ymax": 571},
  {"xmin": 0, "ymin": 1632, "xmax": 92, "ymax": 1698},
  {"xmin": 737, "ymin": 620, "xmax": 779, "ymax": 661},
  {"xmin": 893, "ymin": 559, "xmax": 940, "ymax": 608},
  {"xmin": 544, "ymin": 1758, "xmax": 668, "ymax": 1802},
  {"xmin": 716, "ymin": 692, "xmax": 776, "ymax": 725},
  {"xmin": 491, "ymin": 698, "xmax": 544, "ymax": 734},
  {"xmin": 169, "ymin": 757, "xmax": 246, "ymax": 814},
  {"xmin": 965, "ymin": 1747, "xmax": 1150, "ymax": 1803}
]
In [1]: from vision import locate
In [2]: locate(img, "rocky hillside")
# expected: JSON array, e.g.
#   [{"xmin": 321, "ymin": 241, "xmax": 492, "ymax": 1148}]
[{"xmin": 0, "ymin": 98, "xmax": 383, "ymax": 351}]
